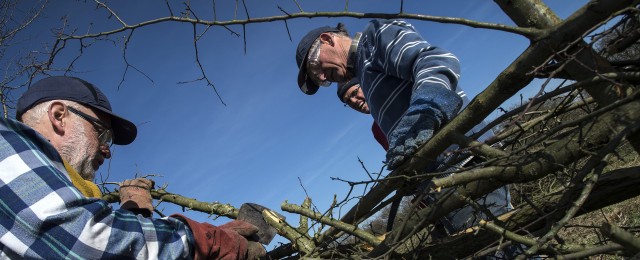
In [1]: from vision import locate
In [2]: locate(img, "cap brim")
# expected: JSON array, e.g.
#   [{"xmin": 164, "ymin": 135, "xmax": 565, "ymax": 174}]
[
  {"xmin": 92, "ymin": 106, "xmax": 137, "ymax": 145},
  {"xmin": 297, "ymin": 57, "xmax": 319, "ymax": 95}
]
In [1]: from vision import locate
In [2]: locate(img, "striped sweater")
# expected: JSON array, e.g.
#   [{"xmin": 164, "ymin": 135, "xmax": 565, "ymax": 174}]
[{"xmin": 354, "ymin": 19, "xmax": 463, "ymax": 163}]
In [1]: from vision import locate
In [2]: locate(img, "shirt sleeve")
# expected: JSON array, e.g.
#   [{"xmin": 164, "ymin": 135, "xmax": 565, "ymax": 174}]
[
  {"xmin": 373, "ymin": 19, "xmax": 462, "ymax": 134},
  {"xmin": 0, "ymin": 118, "xmax": 193, "ymax": 259}
]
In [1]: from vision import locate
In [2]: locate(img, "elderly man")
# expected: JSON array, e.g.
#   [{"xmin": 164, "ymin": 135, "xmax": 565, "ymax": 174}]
[
  {"xmin": 296, "ymin": 20, "xmax": 463, "ymax": 169},
  {"xmin": 337, "ymin": 78, "xmax": 387, "ymax": 150},
  {"xmin": 1, "ymin": 76, "xmax": 264, "ymax": 259}
]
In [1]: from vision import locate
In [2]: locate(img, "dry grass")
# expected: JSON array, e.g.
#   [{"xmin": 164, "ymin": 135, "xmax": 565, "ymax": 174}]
[
  {"xmin": 558, "ymin": 197, "xmax": 640, "ymax": 259},
  {"xmin": 551, "ymin": 142, "xmax": 640, "ymax": 259}
]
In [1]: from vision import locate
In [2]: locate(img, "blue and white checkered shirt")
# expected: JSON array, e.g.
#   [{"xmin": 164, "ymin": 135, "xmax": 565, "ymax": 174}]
[{"xmin": 0, "ymin": 117, "xmax": 194, "ymax": 259}]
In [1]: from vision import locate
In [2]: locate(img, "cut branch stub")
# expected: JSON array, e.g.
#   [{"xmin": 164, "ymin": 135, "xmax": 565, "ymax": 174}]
[{"xmin": 263, "ymin": 208, "xmax": 315, "ymax": 255}]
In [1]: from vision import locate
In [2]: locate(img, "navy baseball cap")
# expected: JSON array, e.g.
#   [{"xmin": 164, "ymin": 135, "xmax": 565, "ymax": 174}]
[
  {"xmin": 16, "ymin": 76, "xmax": 137, "ymax": 145},
  {"xmin": 337, "ymin": 78, "xmax": 359, "ymax": 102},
  {"xmin": 296, "ymin": 25, "xmax": 340, "ymax": 95}
]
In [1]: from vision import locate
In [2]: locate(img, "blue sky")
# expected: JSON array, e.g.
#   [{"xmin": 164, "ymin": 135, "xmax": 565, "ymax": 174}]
[{"xmin": 8, "ymin": 0, "xmax": 588, "ymax": 248}]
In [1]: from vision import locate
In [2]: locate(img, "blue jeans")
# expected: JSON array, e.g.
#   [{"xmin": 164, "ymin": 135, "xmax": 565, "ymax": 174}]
[
  {"xmin": 414, "ymin": 155, "xmax": 523, "ymax": 259},
  {"xmin": 437, "ymin": 185, "xmax": 512, "ymax": 233}
]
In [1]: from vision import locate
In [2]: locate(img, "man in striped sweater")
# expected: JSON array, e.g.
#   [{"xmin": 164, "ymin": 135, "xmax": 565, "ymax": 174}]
[
  {"xmin": 296, "ymin": 20, "xmax": 465, "ymax": 169},
  {"xmin": 295, "ymin": 20, "xmax": 514, "ymax": 238}
]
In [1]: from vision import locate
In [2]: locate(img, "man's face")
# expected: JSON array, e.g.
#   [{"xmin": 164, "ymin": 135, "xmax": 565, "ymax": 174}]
[
  {"xmin": 307, "ymin": 34, "xmax": 351, "ymax": 84},
  {"xmin": 342, "ymin": 84, "xmax": 369, "ymax": 114},
  {"xmin": 59, "ymin": 106, "xmax": 112, "ymax": 180}
]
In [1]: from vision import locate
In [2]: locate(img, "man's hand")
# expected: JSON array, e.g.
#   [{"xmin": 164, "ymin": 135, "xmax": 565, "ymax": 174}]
[
  {"xmin": 220, "ymin": 220, "xmax": 267, "ymax": 259},
  {"xmin": 171, "ymin": 215, "xmax": 267, "ymax": 259},
  {"xmin": 119, "ymin": 178, "xmax": 155, "ymax": 217},
  {"xmin": 386, "ymin": 115, "xmax": 436, "ymax": 170}
]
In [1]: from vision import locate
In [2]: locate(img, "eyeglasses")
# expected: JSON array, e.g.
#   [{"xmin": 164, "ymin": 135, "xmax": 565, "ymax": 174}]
[
  {"xmin": 67, "ymin": 106, "xmax": 113, "ymax": 147},
  {"xmin": 343, "ymin": 85, "xmax": 361, "ymax": 107},
  {"xmin": 306, "ymin": 39, "xmax": 331, "ymax": 87}
]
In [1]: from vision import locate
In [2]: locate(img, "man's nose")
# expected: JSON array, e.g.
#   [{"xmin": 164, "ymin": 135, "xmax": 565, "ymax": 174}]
[{"xmin": 100, "ymin": 145, "xmax": 111, "ymax": 159}]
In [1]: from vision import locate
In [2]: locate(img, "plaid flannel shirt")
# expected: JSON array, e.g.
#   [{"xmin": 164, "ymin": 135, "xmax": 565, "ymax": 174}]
[{"xmin": 0, "ymin": 117, "xmax": 194, "ymax": 259}]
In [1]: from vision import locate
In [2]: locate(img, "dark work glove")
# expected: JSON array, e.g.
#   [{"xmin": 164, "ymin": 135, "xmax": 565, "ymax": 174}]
[
  {"xmin": 171, "ymin": 214, "xmax": 266, "ymax": 260},
  {"xmin": 386, "ymin": 114, "xmax": 436, "ymax": 170},
  {"xmin": 385, "ymin": 75, "xmax": 463, "ymax": 170},
  {"xmin": 220, "ymin": 221, "xmax": 266, "ymax": 259},
  {"xmin": 119, "ymin": 178, "xmax": 155, "ymax": 217}
]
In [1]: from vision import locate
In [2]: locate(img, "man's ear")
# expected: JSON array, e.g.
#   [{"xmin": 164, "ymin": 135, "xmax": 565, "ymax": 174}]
[
  {"xmin": 48, "ymin": 101, "xmax": 67, "ymax": 134},
  {"xmin": 319, "ymin": 33, "xmax": 334, "ymax": 46}
]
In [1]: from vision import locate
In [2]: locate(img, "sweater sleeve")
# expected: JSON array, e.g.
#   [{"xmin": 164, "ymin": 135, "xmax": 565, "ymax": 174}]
[
  {"xmin": 366, "ymin": 20, "xmax": 463, "ymax": 168},
  {"xmin": 372, "ymin": 20, "xmax": 462, "ymax": 124}
]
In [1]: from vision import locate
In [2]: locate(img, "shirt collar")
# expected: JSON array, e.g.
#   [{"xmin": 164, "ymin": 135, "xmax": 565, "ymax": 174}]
[
  {"xmin": 347, "ymin": 32, "xmax": 362, "ymax": 73},
  {"xmin": 63, "ymin": 160, "xmax": 102, "ymax": 198}
]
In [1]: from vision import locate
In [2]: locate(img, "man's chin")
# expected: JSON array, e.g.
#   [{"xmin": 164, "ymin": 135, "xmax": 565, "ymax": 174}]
[
  {"xmin": 71, "ymin": 163, "xmax": 96, "ymax": 181},
  {"xmin": 336, "ymin": 75, "xmax": 349, "ymax": 83},
  {"xmin": 358, "ymin": 104, "xmax": 370, "ymax": 114},
  {"xmin": 84, "ymin": 171, "xmax": 96, "ymax": 181},
  {"xmin": 344, "ymin": 70, "xmax": 354, "ymax": 80},
  {"xmin": 80, "ymin": 163, "xmax": 97, "ymax": 181},
  {"xmin": 333, "ymin": 71, "xmax": 351, "ymax": 83}
]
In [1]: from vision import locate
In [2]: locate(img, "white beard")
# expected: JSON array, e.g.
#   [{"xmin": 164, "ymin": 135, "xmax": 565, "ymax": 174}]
[{"xmin": 58, "ymin": 120, "xmax": 97, "ymax": 181}]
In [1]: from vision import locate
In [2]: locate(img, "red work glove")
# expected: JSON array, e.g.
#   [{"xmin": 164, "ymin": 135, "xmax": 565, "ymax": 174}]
[
  {"xmin": 171, "ymin": 214, "xmax": 266, "ymax": 260},
  {"xmin": 219, "ymin": 221, "xmax": 266, "ymax": 259},
  {"xmin": 119, "ymin": 178, "xmax": 155, "ymax": 218}
]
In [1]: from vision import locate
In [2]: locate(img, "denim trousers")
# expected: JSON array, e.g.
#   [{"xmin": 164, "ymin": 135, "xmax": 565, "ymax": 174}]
[{"xmin": 415, "ymin": 156, "xmax": 524, "ymax": 259}]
